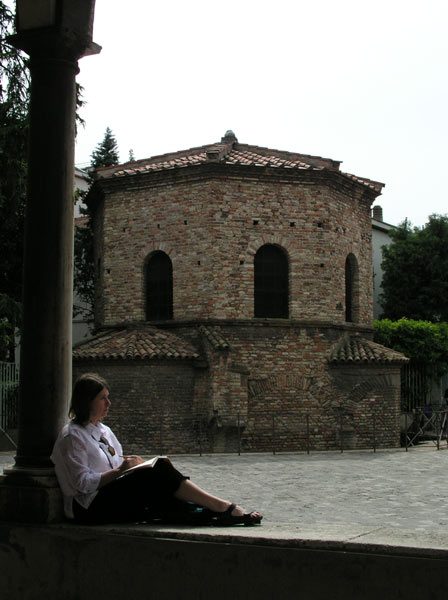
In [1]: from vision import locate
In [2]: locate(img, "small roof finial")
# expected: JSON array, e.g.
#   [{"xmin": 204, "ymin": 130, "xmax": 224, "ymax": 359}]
[{"xmin": 221, "ymin": 130, "xmax": 238, "ymax": 143}]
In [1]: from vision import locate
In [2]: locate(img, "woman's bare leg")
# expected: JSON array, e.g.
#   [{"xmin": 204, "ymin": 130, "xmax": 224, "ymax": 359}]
[{"xmin": 174, "ymin": 480, "xmax": 249, "ymax": 517}]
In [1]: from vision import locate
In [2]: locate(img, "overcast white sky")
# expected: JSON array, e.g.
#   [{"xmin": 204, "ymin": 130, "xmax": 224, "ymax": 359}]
[{"xmin": 71, "ymin": 0, "xmax": 447, "ymax": 228}]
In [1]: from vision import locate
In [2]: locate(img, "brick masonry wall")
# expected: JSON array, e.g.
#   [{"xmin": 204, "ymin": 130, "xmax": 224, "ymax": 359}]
[
  {"xmin": 82, "ymin": 166, "xmax": 399, "ymax": 454},
  {"xmin": 72, "ymin": 361, "xmax": 199, "ymax": 455},
  {"xmin": 73, "ymin": 324, "xmax": 402, "ymax": 453},
  {"xmin": 95, "ymin": 173, "xmax": 373, "ymax": 327},
  {"xmin": 171, "ymin": 323, "xmax": 402, "ymax": 452}
]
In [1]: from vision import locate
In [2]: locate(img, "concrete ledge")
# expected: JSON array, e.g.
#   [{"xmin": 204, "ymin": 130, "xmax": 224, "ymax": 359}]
[{"xmin": 2, "ymin": 521, "xmax": 448, "ymax": 599}]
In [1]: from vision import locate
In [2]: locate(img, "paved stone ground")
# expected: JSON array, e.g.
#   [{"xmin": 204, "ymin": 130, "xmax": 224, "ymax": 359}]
[{"xmin": 2, "ymin": 445, "xmax": 448, "ymax": 533}]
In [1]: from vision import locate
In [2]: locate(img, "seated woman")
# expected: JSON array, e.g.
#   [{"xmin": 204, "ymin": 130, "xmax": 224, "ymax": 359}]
[{"xmin": 51, "ymin": 373, "xmax": 262, "ymax": 526}]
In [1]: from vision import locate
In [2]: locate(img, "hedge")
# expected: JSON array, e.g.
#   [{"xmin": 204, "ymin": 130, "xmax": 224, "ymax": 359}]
[{"xmin": 373, "ymin": 318, "xmax": 448, "ymax": 374}]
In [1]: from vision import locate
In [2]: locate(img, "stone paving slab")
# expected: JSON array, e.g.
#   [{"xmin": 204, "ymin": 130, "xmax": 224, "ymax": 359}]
[{"xmin": 2, "ymin": 445, "xmax": 448, "ymax": 535}]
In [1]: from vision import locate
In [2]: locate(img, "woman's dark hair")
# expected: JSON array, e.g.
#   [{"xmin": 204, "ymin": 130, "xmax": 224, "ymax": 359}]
[{"xmin": 70, "ymin": 373, "xmax": 109, "ymax": 425}]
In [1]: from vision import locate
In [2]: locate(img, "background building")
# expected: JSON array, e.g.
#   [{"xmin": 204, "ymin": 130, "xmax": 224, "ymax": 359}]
[
  {"xmin": 371, "ymin": 205, "xmax": 395, "ymax": 319},
  {"xmin": 73, "ymin": 132, "xmax": 407, "ymax": 453}
]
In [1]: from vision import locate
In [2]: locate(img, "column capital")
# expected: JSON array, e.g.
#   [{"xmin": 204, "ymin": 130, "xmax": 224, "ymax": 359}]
[{"xmin": 8, "ymin": 29, "xmax": 101, "ymax": 61}]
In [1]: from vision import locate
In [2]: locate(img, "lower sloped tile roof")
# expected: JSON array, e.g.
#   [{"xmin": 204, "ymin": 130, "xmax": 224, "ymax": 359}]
[
  {"xmin": 73, "ymin": 326, "xmax": 200, "ymax": 361},
  {"xmin": 328, "ymin": 335, "xmax": 409, "ymax": 365},
  {"xmin": 199, "ymin": 325, "xmax": 230, "ymax": 350}
]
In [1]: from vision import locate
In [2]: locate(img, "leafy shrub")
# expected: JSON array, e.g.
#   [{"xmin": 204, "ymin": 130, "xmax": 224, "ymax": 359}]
[{"xmin": 373, "ymin": 318, "xmax": 448, "ymax": 375}]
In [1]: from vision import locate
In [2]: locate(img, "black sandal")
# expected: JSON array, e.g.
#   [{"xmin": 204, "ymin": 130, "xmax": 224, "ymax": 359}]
[{"xmin": 207, "ymin": 503, "xmax": 263, "ymax": 526}]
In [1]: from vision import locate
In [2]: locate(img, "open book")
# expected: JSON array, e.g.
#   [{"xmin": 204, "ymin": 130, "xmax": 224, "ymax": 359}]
[{"xmin": 117, "ymin": 455, "xmax": 168, "ymax": 479}]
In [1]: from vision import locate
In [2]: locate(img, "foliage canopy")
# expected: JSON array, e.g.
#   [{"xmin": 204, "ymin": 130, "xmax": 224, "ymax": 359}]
[
  {"xmin": 73, "ymin": 127, "xmax": 120, "ymax": 320},
  {"xmin": 0, "ymin": 1, "xmax": 29, "ymax": 360},
  {"xmin": 90, "ymin": 127, "xmax": 119, "ymax": 169},
  {"xmin": 374, "ymin": 318, "xmax": 448, "ymax": 374},
  {"xmin": 379, "ymin": 214, "xmax": 448, "ymax": 322},
  {"xmin": 0, "ymin": 1, "xmax": 85, "ymax": 359}
]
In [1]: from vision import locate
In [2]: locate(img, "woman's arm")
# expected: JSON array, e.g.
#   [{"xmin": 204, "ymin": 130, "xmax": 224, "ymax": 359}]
[
  {"xmin": 98, "ymin": 468, "xmax": 121, "ymax": 487},
  {"xmin": 98, "ymin": 455, "xmax": 144, "ymax": 488}
]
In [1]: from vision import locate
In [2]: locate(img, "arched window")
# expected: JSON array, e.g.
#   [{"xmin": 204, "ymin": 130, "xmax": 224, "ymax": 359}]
[
  {"xmin": 254, "ymin": 244, "xmax": 289, "ymax": 318},
  {"xmin": 145, "ymin": 251, "xmax": 173, "ymax": 320},
  {"xmin": 345, "ymin": 253, "xmax": 359, "ymax": 323}
]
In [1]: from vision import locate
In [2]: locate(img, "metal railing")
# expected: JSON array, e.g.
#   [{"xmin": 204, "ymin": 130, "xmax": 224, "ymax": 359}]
[
  {"xmin": 114, "ymin": 406, "xmax": 415, "ymax": 456},
  {"xmin": 2, "ymin": 360, "xmax": 447, "ymax": 455},
  {"xmin": 401, "ymin": 362, "xmax": 433, "ymax": 411},
  {"xmin": 403, "ymin": 407, "xmax": 448, "ymax": 451},
  {"xmin": 0, "ymin": 362, "xmax": 19, "ymax": 448}
]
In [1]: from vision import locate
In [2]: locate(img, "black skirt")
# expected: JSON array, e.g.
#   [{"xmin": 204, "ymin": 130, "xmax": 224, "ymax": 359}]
[{"xmin": 73, "ymin": 458, "xmax": 189, "ymax": 524}]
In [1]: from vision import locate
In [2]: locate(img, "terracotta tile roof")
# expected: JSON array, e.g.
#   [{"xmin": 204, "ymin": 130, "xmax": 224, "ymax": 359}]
[
  {"xmin": 94, "ymin": 132, "xmax": 384, "ymax": 194},
  {"xmin": 199, "ymin": 325, "xmax": 230, "ymax": 350},
  {"xmin": 73, "ymin": 327, "xmax": 200, "ymax": 361},
  {"xmin": 342, "ymin": 172, "xmax": 384, "ymax": 193},
  {"xmin": 328, "ymin": 336, "xmax": 409, "ymax": 365}
]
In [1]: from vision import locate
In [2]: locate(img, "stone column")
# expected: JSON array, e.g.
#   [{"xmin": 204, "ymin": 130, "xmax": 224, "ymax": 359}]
[
  {"xmin": 17, "ymin": 54, "xmax": 78, "ymax": 471},
  {"xmin": 0, "ymin": 5, "xmax": 100, "ymax": 522}
]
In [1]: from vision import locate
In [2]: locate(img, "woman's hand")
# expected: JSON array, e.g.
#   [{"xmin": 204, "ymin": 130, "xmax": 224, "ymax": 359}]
[
  {"xmin": 118, "ymin": 455, "xmax": 144, "ymax": 472},
  {"xmin": 99, "ymin": 455, "xmax": 145, "ymax": 488}
]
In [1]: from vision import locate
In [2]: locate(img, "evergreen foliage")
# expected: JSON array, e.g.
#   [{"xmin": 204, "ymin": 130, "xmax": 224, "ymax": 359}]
[
  {"xmin": 0, "ymin": 1, "xmax": 85, "ymax": 359},
  {"xmin": 379, "ymin": 214, "xmax": 448, "ymax": 321},
  {"xmin": 73, "ymin": 128, "xmax": 120, "ymax": 320},
  {"xmin": 0, "ymin": 1, "xmax": 29, "ymax": 360},
  {"xmin": 90, "ymin": 126, "xmax": 119, "ymax": 169}
]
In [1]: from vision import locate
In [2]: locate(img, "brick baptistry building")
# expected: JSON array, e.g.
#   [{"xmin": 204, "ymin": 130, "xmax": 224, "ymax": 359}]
[{"xmin": 73, "ymin": 131, "xmax": 407, "ymax": 454}]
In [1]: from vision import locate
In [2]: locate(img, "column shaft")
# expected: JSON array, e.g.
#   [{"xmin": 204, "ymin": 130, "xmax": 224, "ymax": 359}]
[{"xmin": 15, "ymin": 56, "xmax": 79, "ymax": 470}]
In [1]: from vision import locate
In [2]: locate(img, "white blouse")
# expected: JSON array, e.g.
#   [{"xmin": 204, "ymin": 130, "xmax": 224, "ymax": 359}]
[{"xmin": 51, "ymin": 421, "xmax": 123, "ymax": 519}]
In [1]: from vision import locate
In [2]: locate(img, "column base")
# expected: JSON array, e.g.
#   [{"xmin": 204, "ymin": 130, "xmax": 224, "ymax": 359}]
[{"xmin": 0, "ymin": 469, "xmax": 64, "ymax": 523}]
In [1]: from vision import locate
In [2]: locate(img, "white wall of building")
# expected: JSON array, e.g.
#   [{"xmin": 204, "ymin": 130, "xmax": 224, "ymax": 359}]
[{"xmin": 371, "ymin": 205, "xmax": 395, "ymax": 320}]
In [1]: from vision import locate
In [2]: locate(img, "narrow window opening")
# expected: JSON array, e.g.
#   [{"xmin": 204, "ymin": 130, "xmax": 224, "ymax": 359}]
[
  {"xmin": 145, "ymin": 251, "xmax": 173, "ymax": 320},
  {"xmin": 254, "ymin": 244, "xmax": 289, "ymax": 318},
  {"xmin": 345, "ymin": 253, "xmax": 359, "ymax": 323}
]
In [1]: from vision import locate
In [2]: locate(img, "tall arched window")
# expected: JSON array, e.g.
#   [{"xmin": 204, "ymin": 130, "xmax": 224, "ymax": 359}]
[
  {"xmin": 345, "ymin": 253, "xmax": 359, "ymax": 323},
  {"xmin": 254, "ymin": 244, "xmax": 289, "ymax": 318},
  {"xmin": 145, "ymin": 251, "xmax": 173, "ymax": 320}
]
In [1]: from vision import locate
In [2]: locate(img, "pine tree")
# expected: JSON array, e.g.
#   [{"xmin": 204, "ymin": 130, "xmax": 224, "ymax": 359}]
[
  {"xmin": 0, "ymin": 2, "xmax": 85, "ymax": 359},
  {"xmin": 74, "ymin": 128, "xmax": 120, "ymax": 323},
  {"xmin": 90, "ymin": 126, "xmax": 119, "ymax": 169},
  {"xmin": 0, "ymin": 1, "xmax": 29, "ymax": 360}
]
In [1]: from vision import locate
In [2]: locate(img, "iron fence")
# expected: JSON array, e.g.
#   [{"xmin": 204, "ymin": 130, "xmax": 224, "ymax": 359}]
[
  {"xmin": 116, "ymin": 405, "xmax": 431, "ymax": 457},
  {"xmin": 401, "ymin": 362, "xmax": 433, "ymax": 411},
  {"xmin": 403, "ymin": 407, "xmax": 448, "ymax": 451},
  {"xmin": 0, "ymin": 362, "xmax": 19, "ymax": 431},
  {"xmin": 2, "ymin": 357, "xmax": 447, "ymax": 455}
]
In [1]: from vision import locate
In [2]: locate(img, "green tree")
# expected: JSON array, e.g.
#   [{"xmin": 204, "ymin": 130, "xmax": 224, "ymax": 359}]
[
  {"xmin": 90, "ymin": 126, "xmax": 119, "ymax": 169},
  {"xmin": 0, "ymin": 1, "xmax": 29, "ymax": 361},
  {"xmin": 0, "ymin": 1, "xmax": 85, "ymax": 360},
  {"xmin": 379, "ymin": 214, "xmax": 448, "ymax": 322},
  {"xmin": 74, "ymin": 128, "xmax": 120, "ymax": 320}
]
